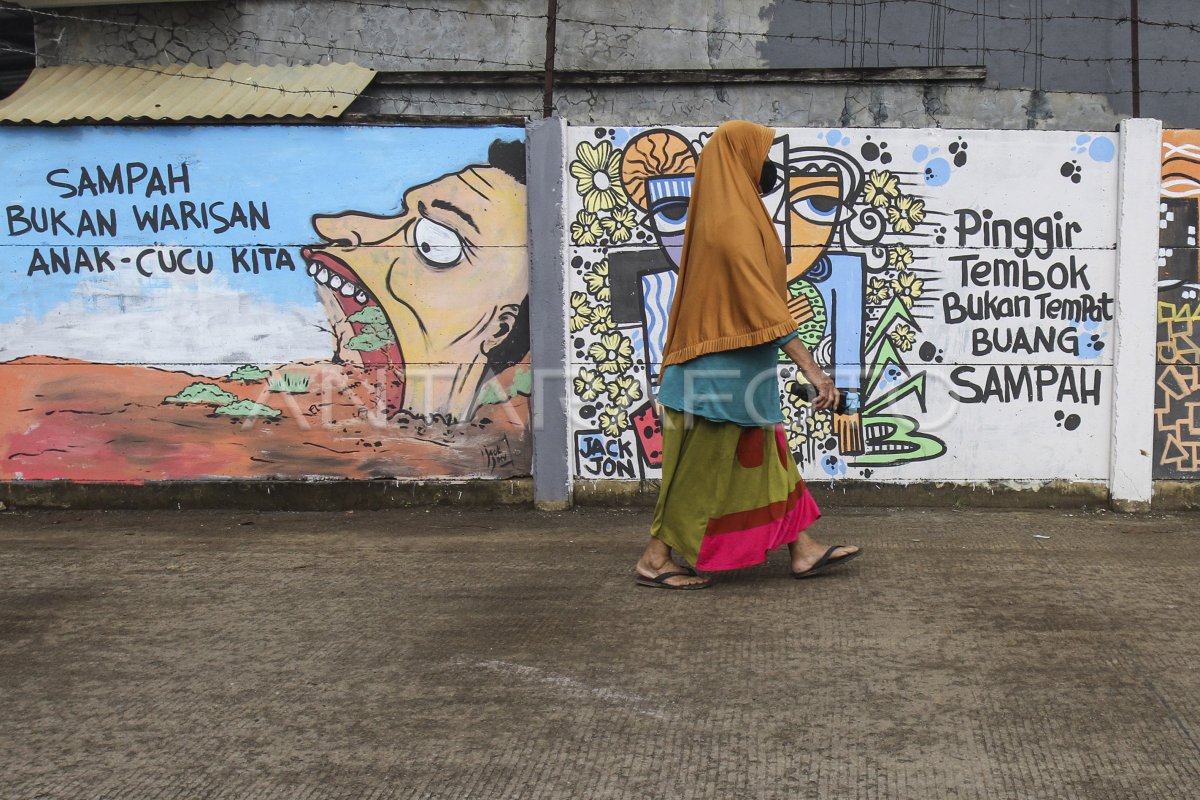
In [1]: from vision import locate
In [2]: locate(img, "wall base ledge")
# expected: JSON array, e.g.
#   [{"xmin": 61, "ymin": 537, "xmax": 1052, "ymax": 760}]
[
  {"xmin": 0, "ymin": 479, "xmax": 533, "ymax": 512},
  {"xmin": 1151, "ymin": 481, "xmax": 1200, "ymax": 512},
  {"xmin": 573, "ymin": 479, "xmax": 1115, "ymax": 510},
  {"xmin": 5, "ymin": 479, "xmax": 1194, "ymax": 514}
]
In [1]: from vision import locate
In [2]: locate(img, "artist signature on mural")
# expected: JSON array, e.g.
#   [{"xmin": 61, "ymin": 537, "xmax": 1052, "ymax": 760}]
[{"xmin": 484, "ymin": 436, "xmax": 515, "ymax": 471}]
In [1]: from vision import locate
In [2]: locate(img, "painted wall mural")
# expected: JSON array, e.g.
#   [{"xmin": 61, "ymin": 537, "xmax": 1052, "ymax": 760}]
[
  {"xmin": 566, "ymin": 126, "xmax": 1119, "ymax": 483},
  {"xmin": 0, "ymin": 126, "xmax": 531, "ymax": 481},
  {"xmin": 1155, "ymin": 130, "xmax": 1200, "ymax": 478}
]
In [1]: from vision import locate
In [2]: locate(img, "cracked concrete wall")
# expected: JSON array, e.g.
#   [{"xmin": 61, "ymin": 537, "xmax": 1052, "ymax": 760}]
[
  {"xmin": 32, "ymin": 0, "xmax": 546, "ymax": 70},
  {"xmin": 29, "ymin": 0, "xmax": 1200, "ymax": 129}
]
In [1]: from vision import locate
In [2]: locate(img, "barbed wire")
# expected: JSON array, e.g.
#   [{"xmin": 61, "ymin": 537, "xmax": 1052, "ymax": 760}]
[
  {"xmin": 546, "ymin": 17, "xmax": 1194, "ymax": 66},
  {"xmin": 8, "ymin": 43, "xmax": 1200, "ymax": 106},
  {"xmin": 776, "ymin": 0, "xmax": 1200, "ymax": 31},
  {"xmin": 327, "ymin": 0, "xmax": 544, "ymax": 21},
  {"xmin": 0, "ymin": 45, "xmax": 542, "ymax": 114},
  {"xmin": 328, "ymin": 0, "xmax": 1200, "ymax": 34}
]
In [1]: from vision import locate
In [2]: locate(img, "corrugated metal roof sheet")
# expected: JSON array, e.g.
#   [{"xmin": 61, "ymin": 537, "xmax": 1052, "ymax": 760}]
[{"xmin": 0, "ymin": 62, "xmax": 377, "ymax": 123}]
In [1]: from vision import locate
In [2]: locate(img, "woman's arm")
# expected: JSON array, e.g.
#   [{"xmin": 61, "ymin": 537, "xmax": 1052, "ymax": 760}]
[{"xmin": 781, "ymin": 337, "xmax": 841, "ymax": 411}]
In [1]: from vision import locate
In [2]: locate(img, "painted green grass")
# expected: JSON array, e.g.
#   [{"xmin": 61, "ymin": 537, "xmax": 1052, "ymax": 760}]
[
  {"xmin": 214, "ymin": 400, "xmax": 282, "ymax": 419},
  {"xmin": 227, "ymin": 364, "xmax": 271, "ymax": 383},
  {"xmin": 267, "ymin": 372, "xmax": 311, "ymax": 394},
  {"xmin": 164, "ymin": 382, "xmax": 237, "ymax": 406}
]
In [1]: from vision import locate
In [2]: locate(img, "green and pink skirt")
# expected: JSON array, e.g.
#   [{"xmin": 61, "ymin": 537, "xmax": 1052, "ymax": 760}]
[{"xmin": 651, "ymin": 408, "xmax": 821, "ymax": 572}]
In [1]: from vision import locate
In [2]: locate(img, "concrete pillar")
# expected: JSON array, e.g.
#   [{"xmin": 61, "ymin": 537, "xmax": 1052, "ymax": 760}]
[
  {"xmin": 1109, "ymin": 117, "xmax": 1163, "ymax": 511},
  {"xmin": 526, "ymin": 117, "xmax": 573, "ymax": 510}
]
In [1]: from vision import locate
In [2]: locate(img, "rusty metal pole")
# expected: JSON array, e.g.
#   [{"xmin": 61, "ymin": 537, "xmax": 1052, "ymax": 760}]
[
  {"xmin": 543, "ymin": 0, "xmax": 558, "ymax": 118},
  {"xmin": 1130, "ymin": 0, "xmax": 1141, "ymax": 116}
]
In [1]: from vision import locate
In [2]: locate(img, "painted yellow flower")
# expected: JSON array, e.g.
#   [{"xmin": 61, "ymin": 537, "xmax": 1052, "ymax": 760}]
[
  {"xmin": 887, "ymin": 245, "xmax": 914, "ymax": 268},
  {"xmin": 588, "ymin": 332, "xmax": 634, "ymax": 374},
  {"xmin": 783, "ymin": 379, "xmax": 813, "ymax": 408},
  {"xmin": 807, "ymin": 408, "xmax": 832, "ymax": 439},
  {"xmin": 889, "ymin": 322, "xmax": 917, "ymax": 352},
  {"xmin": 863, "ymin": 170, "xmax": 900, "ymax": 208},
  {"xmin": 583, "ymin": 259, "xmax": 611, "ymax": 303},
  {"xmin": 599, "ymin": 405, "xmax": 630, "ymax": 438},
  {"xmin": 887, "ymin": 194, "xmax": 927, "ymax": 233},
  {"xmin": 569, "ymin": 291, "xmax": 594, "ymax": 333},
  {"xmin": 890, "ymin": 271, "xmax": 926, "ymax": 308},
  {"xmin": 573, "ymin": 367, "xmax": 605, "ymax": 402},
  {"xmin": 589, "ymin": 302, "xmax": 615, "ymax": 335},
  {"xmin": 601, "ymin": 206, "xmax": 638, "ymax": 244},
  {"xmin": 866, "ymin": 276, "xmax": 891, "ymax": 305},
  {"xmin": 570, "ymin": 141, "xmax": 628, "ymax": 213},
  {"xmin": 570, "ymin": 211, "xmax": 603, "ymax": 246},
  {"xmin": 785, "ymin": 416, "xmax": 807, "ymax": 449},
  {"xmin": 606, "ymin": 374, "xmax": 643, "ymax": 408}
]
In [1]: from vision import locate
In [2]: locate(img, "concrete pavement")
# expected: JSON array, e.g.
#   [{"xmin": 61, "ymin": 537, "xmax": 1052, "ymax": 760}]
[{"xmin": 2, "ymin": 505, "xmax": 1200, "ymax": 799}]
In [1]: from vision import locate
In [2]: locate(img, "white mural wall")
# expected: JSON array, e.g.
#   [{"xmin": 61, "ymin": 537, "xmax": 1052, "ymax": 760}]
[{"xmin": 564, "ymin": 126, "xmax": 1119, "ymax": 483}]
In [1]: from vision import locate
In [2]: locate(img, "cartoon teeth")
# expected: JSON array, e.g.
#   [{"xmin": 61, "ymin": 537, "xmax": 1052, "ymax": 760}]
[{"xmin": 307, "ymin": 258, "xmax": 370, "ymax": 304}]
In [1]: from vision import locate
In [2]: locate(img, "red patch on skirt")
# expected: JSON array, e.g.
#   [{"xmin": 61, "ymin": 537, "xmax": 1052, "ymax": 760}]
[
  {"xmin": 736, "ymin": 427, "xmax": 765, "ymax": 469},
  {"xmin": 775, "ymin": 424, "xmax": 789, "ymax": 468}
]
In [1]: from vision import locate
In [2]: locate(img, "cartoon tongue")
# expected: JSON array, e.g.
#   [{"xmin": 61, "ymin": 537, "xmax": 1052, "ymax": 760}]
[{"xmin": 302, "ymin": 247, "xmax": 406, "ymax": 417}]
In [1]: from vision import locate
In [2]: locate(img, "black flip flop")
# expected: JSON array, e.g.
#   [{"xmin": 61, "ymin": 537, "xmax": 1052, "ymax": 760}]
[
  {"xmin": 636, "ymin": 571, "xmax": 711, "ymax": 590},
  {"xmin": 791, "ymin": 545, "xmax": 861, "ymax": 579}
]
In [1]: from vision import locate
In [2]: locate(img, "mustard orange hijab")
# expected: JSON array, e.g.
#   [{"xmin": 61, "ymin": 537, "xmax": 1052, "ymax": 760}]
[{"xmin": 659, "ymin": 120, "xmax": 795, "ymax": 368}]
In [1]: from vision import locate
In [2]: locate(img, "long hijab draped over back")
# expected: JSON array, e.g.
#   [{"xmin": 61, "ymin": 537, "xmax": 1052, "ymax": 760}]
[{"xmin": 659, "ymin": 120, "xmax": 796, "ymax": 368}]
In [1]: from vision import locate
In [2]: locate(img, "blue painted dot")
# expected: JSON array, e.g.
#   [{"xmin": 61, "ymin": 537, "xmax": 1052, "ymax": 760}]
[
  {"xmin": 1076, "ymin": 133, "xmax": 1092, "ymax": 145},
  {"xmin": 841, "ymin": 136, "xmax": 851, "ymax": 146},
  {"xmin": 913, "ymin": 144, "xmax": 929, "ymax": 162},
  {"xmin": 923, "ymin": 157, "xmax": 952, "ymax": 186},
  {"xmin": 1088, "ymin": 136, "xmax": 1115, "ymax": 163},
  {"xmin": 828, "ymin": 129, "xmax": 842, "ymax": 145},
  {"xmin": 821, "ymin": 455, "xmax": 844, "ymax": 477}
]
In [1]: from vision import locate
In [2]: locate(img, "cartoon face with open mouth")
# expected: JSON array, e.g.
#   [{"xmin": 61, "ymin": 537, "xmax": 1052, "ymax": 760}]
[{"xmin": 302, "ymin": 140, "xmax": 528, "ymax": 421}]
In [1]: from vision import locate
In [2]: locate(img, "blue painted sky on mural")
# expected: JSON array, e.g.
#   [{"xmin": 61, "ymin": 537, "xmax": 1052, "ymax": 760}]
[{"xmin": 0, "ymin": 125, "xmax": 524, "ymax": 324}]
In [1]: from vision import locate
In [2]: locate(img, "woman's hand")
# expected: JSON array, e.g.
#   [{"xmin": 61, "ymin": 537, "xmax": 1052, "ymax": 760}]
[
  {"xmin": 802, "ymin": 365, "xmax": 840, "ymax": 412},
  {"xmin": 781, "ymin": 335, "xmax": 841, "ymax": 412}
]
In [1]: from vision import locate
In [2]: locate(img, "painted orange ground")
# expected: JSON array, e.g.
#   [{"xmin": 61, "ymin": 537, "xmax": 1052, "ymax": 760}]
[{"xmin": 0, "ymin": 356, "xmax": 530, "ymax": 482}]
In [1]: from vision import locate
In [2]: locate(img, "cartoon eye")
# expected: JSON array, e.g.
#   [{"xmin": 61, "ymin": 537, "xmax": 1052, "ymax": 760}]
[
  {"xmin": 650, "ymin": 199, "xmax": 689, "ymax": 235},
  {"xmin": 790, "ymin": 195, "xmax": 841, "ymax": 225},
  {"xmin": 413, "ymin": 217, "xmax": 464, "ymax": 267}
]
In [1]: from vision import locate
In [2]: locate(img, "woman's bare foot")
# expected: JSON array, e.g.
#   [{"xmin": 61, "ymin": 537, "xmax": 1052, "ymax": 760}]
[
  {"xmin": 636, "ymin": 537, "xmax": 709, "ymax": 588},
  {"xmin": 788, "ymin": 531, "xmax": 860, "ymax": 575}
]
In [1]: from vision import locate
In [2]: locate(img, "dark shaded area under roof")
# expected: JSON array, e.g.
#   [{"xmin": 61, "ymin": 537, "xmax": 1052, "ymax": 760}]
[{"xmin": 0, "ymin": 8, "xmax": 34, "ymax": 100}]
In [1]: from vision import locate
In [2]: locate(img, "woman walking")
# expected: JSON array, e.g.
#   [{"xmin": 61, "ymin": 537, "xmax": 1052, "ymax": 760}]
[{"xmin": 635, "ymin": 120, "xmax": 861, "ymax": 590}]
